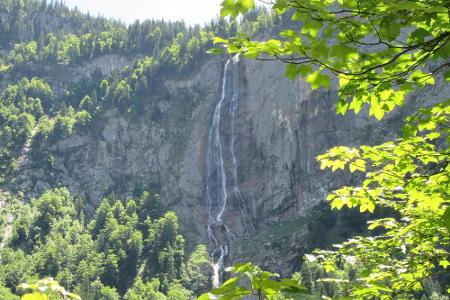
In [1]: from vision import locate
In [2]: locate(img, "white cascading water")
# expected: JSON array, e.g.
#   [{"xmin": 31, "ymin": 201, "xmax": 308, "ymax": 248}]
[{"xmin": 205, "ymin": 55, "xmax": 250, "ymax": 287}]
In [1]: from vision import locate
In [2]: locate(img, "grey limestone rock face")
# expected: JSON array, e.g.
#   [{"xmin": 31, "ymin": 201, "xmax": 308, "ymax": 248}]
[
  {"xmin": 0, "ymin": 54, "xmax": 136, "ymax": 98},
  {"xmin": 7, "ymin": 54, "xmax": 445, "ymax": 275}
]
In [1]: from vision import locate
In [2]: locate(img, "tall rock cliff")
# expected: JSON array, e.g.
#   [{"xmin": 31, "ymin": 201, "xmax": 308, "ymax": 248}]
[{"xmin": 7, "ymin": 52, "xmax": 445, "ymax": 276}]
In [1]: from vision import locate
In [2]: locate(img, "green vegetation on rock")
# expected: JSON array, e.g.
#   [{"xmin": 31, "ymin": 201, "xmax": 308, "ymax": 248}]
[
  {"xmin": 1, "ymin": 188, "xmax": 212, "ymax": 298},
  {"xmin": 203, "ymin": 0, "xmax": 450, "ymax": 298},
  {"xmin": 0, "ymin": 0, "xmax": 448, "ymax": 299}
]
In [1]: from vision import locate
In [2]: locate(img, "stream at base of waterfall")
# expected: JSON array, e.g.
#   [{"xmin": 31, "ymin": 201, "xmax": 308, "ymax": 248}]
[{"xmin": 205, "ymin": 55, "xmax": 253, "ymax": 287}]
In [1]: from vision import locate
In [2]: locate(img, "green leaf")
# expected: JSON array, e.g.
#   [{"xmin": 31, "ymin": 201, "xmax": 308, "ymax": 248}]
[
  {"xmin": 439, "ymin": 259, "xmax": 450, "ymax": 269},
  {"xmin": 409, "ymin": 69, "xmax": 435, "ymax": 85},
  {"xmin": 301, "ymin": 20, "xmax": 322, "ymax": 38},
  {"xmin": 220, "ymin": 0, "xmax": 255, "ymax": 17},
  {"xmin": 212, "ymin": 37, "xmax": 228, "ymax": 44},
  {"xmin": 222, "ymin": 277, "xmax": 239, "ymax": 287},
  {"xmin": 297, "ymin": 65, "xmax": 312, "ymax": 77},
  {"xmin": 369, "ymin": 101, "xmax": 385, "ymax": 120},
  {"xmin": 220, "ymin": 0, "xmax": 240, "ymax": 18},
  {"xmin": 408, "ymin": 28, "xmax": 431, "ymax": 44},
  {"xmin": 337, "ymin": 98, "xmax": 349, "ymax": 115},
  {"xmin": 306, "ymin": 71, "xmax": 330, "ymax": 90},
  {"xmin": 349, "ymin": 159, "xmax": 366, "ymax": 172},
  {"xmin": 310, "ymin": 40, "xmax": 329, "ymax": 59},
  {"xmin": 280, "ymin": 29, "xmax": 297, "ymax": 38},
  {"xmin": 349, "ymin": 98, "xmax": 364, "ymax": 113},
  {"xmin": 198, "ymin": 293, "xmax": 217, "ymax": 300},
  {"xmin": 210, "ymin": 279, "xmax": 238, "ymax": 294},
  {"xmin": 360, "ymin": 201, "xmax": 375, "ymax": 213},
  {"xmin": 285, "ymin": 64, "xmax": 299, "ymax": 80},
  {"xmin": 240, "ymin": 0, "xmax": 255, "ymax": 13},
  {"xmin": 285, "ymin": 64, "xmax": 312, "ymax": 80},
  {"xmin": 207, "ymin": 48, "xmax": 225, "ymax": 55},
  {"xmin": 331, "ymin": 44, "xmax": 359, "ymax": 62},
  {"xmin": 291, "ymin": 12, "xmax": 307, "ymax": 22},
  {"xmin": 272, "ymin": 0, "xmax": 288, "ymax": 14},
  {"xmin": 368, "ymin": 221, "xmax": 380, "ymax": 230}
]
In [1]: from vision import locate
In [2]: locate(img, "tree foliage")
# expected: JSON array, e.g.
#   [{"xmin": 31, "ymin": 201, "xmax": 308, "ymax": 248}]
[
  {"xmin": 310, "ymin": 100, "xmax": 450, "ymax": 298},
  {"xmin": 1, "ymin": 189, "xmax": 210, "ymax": 299},
  {"xmin": 207, "ymin": 0, "xmax": 450, "ymax": 298},
  {"xmin": 17, "ymin": 278, "xmax": 81, "ymax": 300},
  {"xmin": 199, "ymin": 262, "xmax": 308, "ymax": 300},
  {"xmin": 215, "ymin": 0, "xmax": 449, "ymax": 119}
]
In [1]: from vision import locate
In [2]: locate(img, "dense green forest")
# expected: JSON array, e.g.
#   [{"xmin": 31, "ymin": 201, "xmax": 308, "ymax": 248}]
[
  {"xmin": 2, "ymin": 188, "xmax": 212, "ymax": 299},
  {"xmin": 0, "ymin": 0, "xmax": 221, "ymax": 298},
  {"xmin": 0, "ymin": 1, "xmax": 280, "ymax": 298},
  {"xmin": 0, "ymin": 0, "xmax": 275, "ymax": 181}
]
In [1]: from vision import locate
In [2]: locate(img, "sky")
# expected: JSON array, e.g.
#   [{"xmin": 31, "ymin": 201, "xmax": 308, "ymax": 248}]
[{"xmin": 63, "ymin": 0, "xmax": 224, "ymax": 25}]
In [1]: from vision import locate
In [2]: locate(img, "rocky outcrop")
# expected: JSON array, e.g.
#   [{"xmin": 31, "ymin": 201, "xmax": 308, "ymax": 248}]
[
  {"xmin": 0, "ymin": 54, "xmax": 136, "ymax": 97},
  {"xmin": 7, "ymin": 54, "xmax": 446, "ymax": 275}
]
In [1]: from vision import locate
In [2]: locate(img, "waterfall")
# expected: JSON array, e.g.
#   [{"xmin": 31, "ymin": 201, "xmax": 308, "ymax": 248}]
[{"xmin": 205, "ymin": 56, "xmax": 250, "ymax": 287}]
